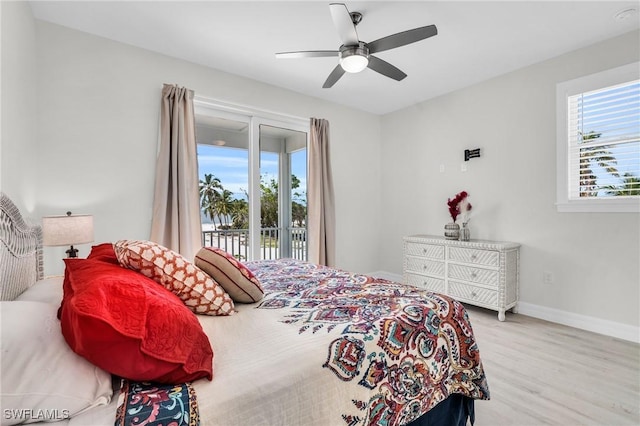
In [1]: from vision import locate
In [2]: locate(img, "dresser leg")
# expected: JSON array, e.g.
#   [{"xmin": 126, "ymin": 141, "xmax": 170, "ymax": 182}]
[
  {"xmin": 511, "ymin": 304, "xmax": 518, "ymax": 314},
  {"xmin": 498, "ymin": 310, "xmax": 506, "ymax": 322}
]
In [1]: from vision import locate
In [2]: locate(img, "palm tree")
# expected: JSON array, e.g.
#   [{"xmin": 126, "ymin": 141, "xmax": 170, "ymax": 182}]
[
  {"xmin": 215, "ymin": 189, "xmax": 235, "ymax": 229},
  {"xmin": 199, "ymin": 174, "xmax": 223, "ymax": 224},
  {"xmin": 230, "ymin": 198, "xmax": 249, "ymax": 229},
  {"xmin": 601, "ymin": 173, "xmax": 640, "ymax": 196},
  {"xmin": 578, "ymin": 131, "xmax": 620, "ymax": 197}
]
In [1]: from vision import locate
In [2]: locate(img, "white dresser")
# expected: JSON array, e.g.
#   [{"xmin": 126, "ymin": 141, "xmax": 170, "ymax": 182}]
[{"xmin": 403, "ymin": 235, "xmax": 520, "ymax": 321}]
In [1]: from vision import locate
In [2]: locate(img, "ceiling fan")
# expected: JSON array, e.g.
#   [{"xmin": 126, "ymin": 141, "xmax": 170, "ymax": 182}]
[{"xmin": 275, "ymin": 3, "xmax": 438, "ymax": 88}]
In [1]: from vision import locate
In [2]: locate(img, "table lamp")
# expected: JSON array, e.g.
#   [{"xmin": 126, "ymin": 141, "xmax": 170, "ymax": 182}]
[{"xmin": 42, "ymin": 212, "xmax": 94, "ymax": 258}]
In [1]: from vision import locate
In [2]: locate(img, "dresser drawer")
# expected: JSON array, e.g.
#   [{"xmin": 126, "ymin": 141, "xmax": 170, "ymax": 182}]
[
  {"xmin": 405, "ymin": 273, "xmax": 445, "ymax": 293},
  {"xmin": 449, "ymin": 247, "xmax": 499, "ymax": 267},
  {"xmin": 405, "ymin": 256, "xmax": 445, "ymax": 277},
  {"xmin": 405, "ymin": 242, "xmax": 445, "ymax": 260},
  {"xmin": 448, "ymin": 264, "xmax": 499, "ymax": 286},
  {"xmin": 449, "ymin": 281, "xmax": 497, "ymax": 306}
]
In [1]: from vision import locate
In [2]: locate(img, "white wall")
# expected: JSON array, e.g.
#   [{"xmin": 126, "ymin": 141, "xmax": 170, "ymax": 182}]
[
  {"xmin": 379, "ymin": 30, "xmax": 640, "ymax": 332},
  {"xmin": 0, "ymin": 1, "xmax": 38, "ymax": 215},
  {"xmin": 34, "ymin": 21, "xmax": 382, "ymax": 276},
  {"xmin": 4, "ymin": 6, "xmax": 638, "ymax": 337}
]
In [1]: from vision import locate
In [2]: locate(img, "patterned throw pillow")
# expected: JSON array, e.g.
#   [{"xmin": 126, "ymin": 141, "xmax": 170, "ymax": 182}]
[
  {"xmin": 114, "ymin": 240, "xmax": 234, "ymax": 316},
  {"xmin": 195, "ymin": 247, "xmax": 264, "ymax": 303}
]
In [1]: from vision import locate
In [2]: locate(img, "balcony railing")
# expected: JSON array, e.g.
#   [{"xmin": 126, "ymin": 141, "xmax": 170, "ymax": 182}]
[{"xmin": 201, "ymin": 227, "xmax": 307, "ymax": 261}]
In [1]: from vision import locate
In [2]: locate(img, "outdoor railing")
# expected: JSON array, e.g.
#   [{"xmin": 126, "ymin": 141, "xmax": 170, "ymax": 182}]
[
  {"xmin": 290, "ymin": 227, "xmax": 307, "ymax": 261},
  {"xmin": 201, "ymin": 227, "xmax": 307, "ymax": 261}
]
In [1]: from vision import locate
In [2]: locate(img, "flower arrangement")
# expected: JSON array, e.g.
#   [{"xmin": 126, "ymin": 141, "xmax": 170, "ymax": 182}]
[{"xmin": 447, "ymin": 191, "xmax": 472, "ymax": 223}]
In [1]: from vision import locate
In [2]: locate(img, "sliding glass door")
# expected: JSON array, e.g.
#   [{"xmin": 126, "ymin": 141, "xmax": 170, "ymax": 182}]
[
  {"xmin": 195, "ymin": 103, "xmax": 308, "ymax": 261},
  {"xmin": 196, "ymin": 113, "xmax": 251, "ymax": 259},
  {"xmin": 257, "ymin": 123, "xmax": 307, "ymax": 260}
]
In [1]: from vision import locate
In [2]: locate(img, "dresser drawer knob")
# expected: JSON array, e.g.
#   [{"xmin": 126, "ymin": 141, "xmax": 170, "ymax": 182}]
[
  {"xmin": 471, "ymin": 272, "xmax": 478, "ymax": 278},
  {"xmin": 471, "ymin": 254, "xmax": 477, "ymax": 260},
  {"xmin": 423, "ymin": 248, "xmax": 427, "ymax": 254},
  {"xmin": 471, "ymin": 291, "xmax": 477, "ymax": 298}
]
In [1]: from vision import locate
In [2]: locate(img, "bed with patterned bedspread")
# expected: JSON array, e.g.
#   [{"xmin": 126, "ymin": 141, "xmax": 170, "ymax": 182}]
[
  {"xmin": 245, "ymin": 259, "xmax": 490, "ymax": 426},
  {"xmin": 113, "ymin": 259, "xmax": 489, "ymax": 426}
]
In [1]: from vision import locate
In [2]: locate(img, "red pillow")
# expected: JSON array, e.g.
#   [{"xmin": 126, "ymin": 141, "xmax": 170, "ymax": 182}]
[
  {"xmin": 58, "ymin": 243, "xmax": 118, "ymax": 320},
  {"xmin": 87, "ymin": 243, "xmax": 119, "ymax": 264},
  {"xmin": 60, "ymin": 258, "xmax": 213, "ymax": 383}
]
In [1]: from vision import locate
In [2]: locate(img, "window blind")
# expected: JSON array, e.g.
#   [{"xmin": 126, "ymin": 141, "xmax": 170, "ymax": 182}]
[{"xmin": 568, "ymin": 80, "xmax": 640, "ymax": 199}]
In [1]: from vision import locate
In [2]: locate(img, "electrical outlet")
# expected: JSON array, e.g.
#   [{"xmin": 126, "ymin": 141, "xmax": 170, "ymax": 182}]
[
  {"xmin": 543, "ymin": 271, "xmax": 554, "ymax": 285},
  {"xmin": 461, "ymin": 163, "xmax": 468, "ymax": 172},
  {"xmin": 439, "ymin": 164, "xmax": 445, "ymax": 173}
]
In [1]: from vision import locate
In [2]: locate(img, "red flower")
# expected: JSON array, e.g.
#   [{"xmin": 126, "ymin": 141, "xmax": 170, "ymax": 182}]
[{"xmin": 447, "ymin": 191, "xmax": 472, "ymax": 223}]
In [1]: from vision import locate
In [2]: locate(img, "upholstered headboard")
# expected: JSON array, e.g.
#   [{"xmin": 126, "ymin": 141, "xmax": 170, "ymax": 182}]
[{"xmin": 0, "ymin": 192, "xmax": 43, "ymax": 300}]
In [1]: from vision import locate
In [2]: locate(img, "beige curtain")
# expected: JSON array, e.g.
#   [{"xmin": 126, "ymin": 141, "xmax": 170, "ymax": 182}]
[
  {"xmin": 307, "ymin": 118, "xmax": 336, "ymax": 266},
  {"xmin": 150, "ymin": 84, "xmax": 201, "ymax": 260}
]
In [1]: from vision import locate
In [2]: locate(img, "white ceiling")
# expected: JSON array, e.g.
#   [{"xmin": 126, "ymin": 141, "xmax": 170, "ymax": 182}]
[{"xmin": 29, "ymin": 1, "xmax": 639, "ymax": 115}]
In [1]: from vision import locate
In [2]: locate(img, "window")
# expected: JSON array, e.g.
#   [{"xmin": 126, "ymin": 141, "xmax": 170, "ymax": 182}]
[
  {"xmin": 556, "ymin": 62, "xmax": 640, "ymax": 212},
  {"xmin": 194, "ymin": 100, "xmax": 308, "ymax": 261}
]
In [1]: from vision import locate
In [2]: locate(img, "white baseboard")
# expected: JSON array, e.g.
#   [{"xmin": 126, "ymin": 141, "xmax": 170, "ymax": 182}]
[
  {"xmin": 366, "ymin": 271, "xmax": 639, "ymax": 344},
  {"xmin": 517, "ymin": 302, "xmax": 639, "ymax": 344}
]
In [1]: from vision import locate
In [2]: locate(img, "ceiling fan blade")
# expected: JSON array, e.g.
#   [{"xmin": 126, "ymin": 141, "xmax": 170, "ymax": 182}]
[
  {"xmin": 367, "ymin": 56, "xmax": 407, "ymax": 81},
  {"xmin": 329, "ymin": 3, "xmax": 359, "ymax": 46},
  {"xmin": 368, "ymin": 25, "xmax": 438, "ymax": 54},
  {"xmin": 275, "ymin": 50, "xmax": 339, "ymax": 59},
  {"xmin": 323, "ymin": 64, "xmax": 346, "ymax": 88}
]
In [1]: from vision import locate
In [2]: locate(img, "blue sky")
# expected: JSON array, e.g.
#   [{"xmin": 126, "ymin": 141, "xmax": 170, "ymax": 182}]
[{"xmin": 197, "ymin": 144, "xmax": 307, "ymax": 202}]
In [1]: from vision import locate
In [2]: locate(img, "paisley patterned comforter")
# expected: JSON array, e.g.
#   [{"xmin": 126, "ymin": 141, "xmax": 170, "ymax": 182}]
[{"xmin": 248, "ymin": 259, "xmax": 489, "ymax": 426}]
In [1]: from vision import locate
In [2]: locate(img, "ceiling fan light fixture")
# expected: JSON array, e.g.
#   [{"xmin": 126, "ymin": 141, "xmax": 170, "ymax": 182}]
[
  {"xmin": 340, "ymin": 54, "xmax": 368, "ymax": 73},
  {"xmin": 276, "ymin": 4, "xmax": 438, "ymax": 88},
  {"xmin": 339, "ymin": 42, "xmax": 369, "ymax": 73}
]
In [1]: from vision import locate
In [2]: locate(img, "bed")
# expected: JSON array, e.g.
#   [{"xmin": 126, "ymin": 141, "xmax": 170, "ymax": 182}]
[{"xmin": 0, "ymin": 192, "xmax": 489, "ymax": 426}]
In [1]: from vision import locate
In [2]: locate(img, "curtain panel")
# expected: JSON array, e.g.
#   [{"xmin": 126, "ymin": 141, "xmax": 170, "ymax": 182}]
[
  {"xmin": 150, "ymin": 84, "xmax": 201, "ymax": 260},
  {"xmin": 307, "ymin": 118, "xmax": 336, "ymax": 266}
]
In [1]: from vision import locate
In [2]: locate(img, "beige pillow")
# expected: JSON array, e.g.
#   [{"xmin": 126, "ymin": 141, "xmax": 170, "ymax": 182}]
[
  {"xmin": 0, "ymin": 302, "xmax": 113, "ymax": 425},
  {"xmin": 195, "ymin": 247, "xmax": 264, "ymax": 303},
  {"xmin": 114, "ymin": 240, "xmax": 234, "ymax": 316}
]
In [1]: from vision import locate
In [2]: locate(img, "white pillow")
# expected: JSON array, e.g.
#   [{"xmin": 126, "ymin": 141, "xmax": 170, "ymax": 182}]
[
  {"xmin": 14, "ymin": 277, "xmax": 64, "ymax": 305},
  {"xmin": 0, "ymin": 301, "xmax": 113, "ymax": 425}
]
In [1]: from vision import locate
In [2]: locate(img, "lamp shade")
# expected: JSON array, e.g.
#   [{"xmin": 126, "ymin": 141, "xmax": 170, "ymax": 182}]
[{"xmin": 42, "ymin": 214, "xmax": 94, "ymax": 247}]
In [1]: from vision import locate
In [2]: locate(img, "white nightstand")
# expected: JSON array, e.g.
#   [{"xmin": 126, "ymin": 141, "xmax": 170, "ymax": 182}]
[{"xmin": 403, "ymin": 235, "xmax": 520, "ymax": 321}]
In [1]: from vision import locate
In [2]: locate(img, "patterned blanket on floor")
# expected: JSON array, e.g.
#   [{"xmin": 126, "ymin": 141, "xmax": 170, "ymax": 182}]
[
  {"xmin": 247, "ymin": 259, "xmax": 490, "ymax": 426},
  {"xmin": 114, "ymin": 380, "xmax": 199, "ymax": 426}
]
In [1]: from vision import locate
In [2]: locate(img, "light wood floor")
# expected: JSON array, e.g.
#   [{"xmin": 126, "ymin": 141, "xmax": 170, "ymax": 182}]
[{"xmin": 465, "ymin": 306, "xmax": 639, "ymax": 426}]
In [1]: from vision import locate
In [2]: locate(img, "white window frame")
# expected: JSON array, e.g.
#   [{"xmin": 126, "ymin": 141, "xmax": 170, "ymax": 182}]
[{"xmin": 556, "ymin": 62, "xmax": 640, "ymax": 213}]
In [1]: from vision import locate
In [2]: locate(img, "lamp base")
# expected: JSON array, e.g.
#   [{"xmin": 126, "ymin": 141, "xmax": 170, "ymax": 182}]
[{"xmin": 66, "ymin": 245, "xmax": 79, "ymax": 258}]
